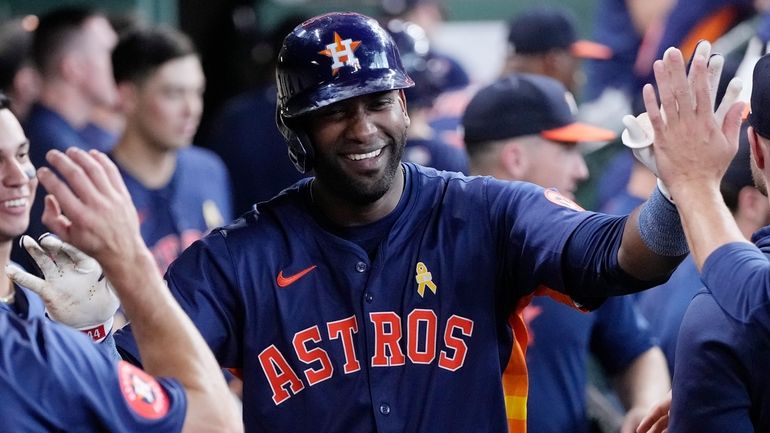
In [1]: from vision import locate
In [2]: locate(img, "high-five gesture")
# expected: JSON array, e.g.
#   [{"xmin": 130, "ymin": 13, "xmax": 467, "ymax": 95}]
[
  {"xmin": 34, "ymin": 147, "xmax": 243, "ymax": 433},
  {"xmin": 640, "ymin": 47, "xmax": 748, "ymax": 269},
  {"xmin": 36, "ymin": 148, "xmax": 145, "ymax": 279}
]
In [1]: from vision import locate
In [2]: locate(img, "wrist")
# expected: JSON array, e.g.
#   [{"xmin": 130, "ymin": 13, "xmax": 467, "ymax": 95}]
[
  {"xmin": 101, "ymin": 246, "xmax": 157, "ymax": 283},
  {"xmin": 78, "ymin": 316, "xmax": 114, "ymax": 343},
  {"xmin": 666, "ymin": 179, "xmax": 722, "ymax": 208}
]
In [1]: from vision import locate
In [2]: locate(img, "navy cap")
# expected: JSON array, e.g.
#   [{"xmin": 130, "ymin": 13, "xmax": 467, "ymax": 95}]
[
  {"xmin": 750, "ymin": 53, "xmax": 770, "ymax": 139},
  {"xmin": 507, "ymin": 7, "xmax": 611, "ymax": 60},
  {"xmin": 462, "ymin": 73, "xmax": 616, "ymax": 145}
]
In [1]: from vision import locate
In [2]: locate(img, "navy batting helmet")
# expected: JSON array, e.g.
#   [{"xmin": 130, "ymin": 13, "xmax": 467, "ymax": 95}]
[{"xmin": 275, "ymin": 12, "xmax": 414, "ymax": 173}]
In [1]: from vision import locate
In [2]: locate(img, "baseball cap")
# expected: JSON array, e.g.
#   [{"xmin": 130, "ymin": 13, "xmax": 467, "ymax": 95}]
[
  {"xmin": 749, "ymin": 53, "xmax": 770, "ymax": 138},
  {"xmin": 462, "ymin": 73, "xmax": 616, "ymax": 145},
  {"xmin": 507, "ymin": 7, "xmax": 612, "ymax": 60}
]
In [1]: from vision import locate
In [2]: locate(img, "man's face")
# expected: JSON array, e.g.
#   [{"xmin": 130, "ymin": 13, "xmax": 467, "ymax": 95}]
[
  {"xmin": 552, "ymin": 50, "xmax": 582, "ymax": 94},
  {"xmin": 128, "ymin": 55, "xmax": 205, "ymax": 151},
  {"xmin": 76, "ymin": 16, "xmax": 118, "ymax": 108},
  {"xmin": 520, "ymin": 137, "xmax": 588, "ymax": 199},
  {"xmin": 306, "ymin": 90, "xmax": 410, "ymax": 205},
  {"xmin": 0, "ymin": 108, "xmax": 36, "ymax": 242}
]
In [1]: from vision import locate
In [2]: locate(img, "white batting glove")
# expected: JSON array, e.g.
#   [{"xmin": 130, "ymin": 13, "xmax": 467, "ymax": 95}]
[
  {"xmin": 621, "ymin": 40, "xmax": 743, "ymax": 202},
  {"xmin": 7, "ymin": 234, "xmax": 120, "ymax": 343}
]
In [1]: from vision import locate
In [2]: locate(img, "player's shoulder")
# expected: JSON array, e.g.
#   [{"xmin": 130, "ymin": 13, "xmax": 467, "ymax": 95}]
[
  {"xmin": 177, "ymin": 145, "xmax": 228, "ymax": 171},
  {"xmin": 406, "ymin": 162, "xmax": 554, "ymax": 209},
  {"xmin": 211, "ymin": 179, "xmax": 311, "ymax": 239},
  {"xmin": 681, "ymin": 290, "xmax": 747, "ymax": 344}
]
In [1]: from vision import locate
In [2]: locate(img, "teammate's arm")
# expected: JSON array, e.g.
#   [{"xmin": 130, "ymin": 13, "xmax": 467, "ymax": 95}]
[
  {"xmin": 614, "ymin": 347, "xmax": 670, "ymax": 433},
  {"xmin": 36, "ymin": 147, "xmax": 242, "ymax": 433}
]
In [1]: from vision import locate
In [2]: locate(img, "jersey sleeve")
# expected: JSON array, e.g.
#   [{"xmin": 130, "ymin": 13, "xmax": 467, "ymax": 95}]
[
  {"xmin": 590, "ymin": 296, "xmax": 655, "ymax": 374},
  {"xmin": 669, "ymin": 292, "xmax": 755, "ymax": 432},
  {"xmin": 701, "ymin": 242, "xmax": 770, "ymax": 332},
  {"xmin": 484, "ymin": 178, "xmax": 592, "ymax": 298},
  {"xmin": 0, "ymin": 314, "xmax": 186, "ymax": 433},
  {"xmin": 485, "ymin": 178, "xmax": 648, "ymax": 306}
]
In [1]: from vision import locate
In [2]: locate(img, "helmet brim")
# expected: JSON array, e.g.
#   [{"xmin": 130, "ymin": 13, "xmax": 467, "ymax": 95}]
[{"xmin": 281, "ymin": 69, "xmax": 414, "ymax": 119}]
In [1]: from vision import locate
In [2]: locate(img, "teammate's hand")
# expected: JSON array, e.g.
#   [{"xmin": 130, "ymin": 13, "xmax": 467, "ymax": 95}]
[
  {"xmin": 35, "ymin": 148, "xmax": 146, "ymax": 281},
  {"xmin": 7, "ymin": 234, "xmax": 119, "ymax": 342},
  {"xmin": 635, "ymin": 391, "xmax": 671, "ymax": 433},
  {"xmin": 621, "ymin": 40, "xmax": 742, "ymax": 202},
  {"xmin": 621, "ymin": 406, "xmax": 651, "ymax": 433},
  {"xmin": 643, "ymin": 46, "xmax": 745, "ymax": 199}
]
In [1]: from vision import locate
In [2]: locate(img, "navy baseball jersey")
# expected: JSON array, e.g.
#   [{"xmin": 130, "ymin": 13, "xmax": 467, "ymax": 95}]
[
  {"xmin": 0, "ymin": 311, "xmax": 187, "ymax": 432},
  {"xmin": 670, "ymin": 227, "xmax": 770, "ymax": 431},
  {"xmin": 525, "ymin": 295, "xmax": 654, "ymax": 433},
  {"xmin": 116, "ymin": 146, "xmax": 233, "ymax": 272},
  {"xmin": 116, "ymin": 163, "xmax": 657, "ymax": 433}
]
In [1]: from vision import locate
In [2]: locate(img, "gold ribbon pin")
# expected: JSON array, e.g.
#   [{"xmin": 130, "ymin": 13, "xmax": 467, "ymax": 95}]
[{"xmin": 415, "ymin": 262, "xmax": 437, "ymax": 297}]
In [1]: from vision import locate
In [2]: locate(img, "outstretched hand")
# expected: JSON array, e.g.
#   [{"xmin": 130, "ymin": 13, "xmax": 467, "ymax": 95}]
[
  {"xmin": 35, "ymin": 148, "xmax": 145, "ymax": 278},
  {"xmin": 642, "ymin": 47, "xmax": 745, "ymax": 199},
  {"xmin": 7, "ymin": 234, "xmax": 119, "ymax": 342}
]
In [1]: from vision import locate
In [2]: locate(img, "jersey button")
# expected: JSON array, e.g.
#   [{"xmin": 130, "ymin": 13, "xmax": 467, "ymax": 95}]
[
  {"xmin": 365, "ymin": 293, "xmax": 373, "ymax": 303},
  {"xmin": 355, "ymin": 261, "xmax": 367, "ymax": 273},
  {"xmin": 379, "ymin": 403, "xmax": 391, "ymax": 415}
]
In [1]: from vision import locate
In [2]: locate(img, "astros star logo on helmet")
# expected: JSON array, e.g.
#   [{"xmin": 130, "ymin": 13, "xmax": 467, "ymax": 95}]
[{"xmin": 319, "ymin": 32, "xmax": 361, "ymax": 75}]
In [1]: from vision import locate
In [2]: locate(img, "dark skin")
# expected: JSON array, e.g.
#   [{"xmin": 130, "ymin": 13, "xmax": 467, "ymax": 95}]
[
  {"xmin": 306, "ymin": 89, "xmax": 409, "ymax": 227},
  {"xmin": 303, "ymin": 89, "xmax": 680, "ymax": 281}
]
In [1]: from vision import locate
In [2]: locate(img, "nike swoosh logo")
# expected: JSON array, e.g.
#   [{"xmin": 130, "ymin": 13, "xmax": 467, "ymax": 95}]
[{"xmin": 276, "ymin": 265, "xmax": 317, "ymax": 288}]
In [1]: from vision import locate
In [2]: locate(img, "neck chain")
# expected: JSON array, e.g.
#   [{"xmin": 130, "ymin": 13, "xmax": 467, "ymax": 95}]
[{"xmin": 0, "ymin": 284, "xmax": 15, "ymax": 304}]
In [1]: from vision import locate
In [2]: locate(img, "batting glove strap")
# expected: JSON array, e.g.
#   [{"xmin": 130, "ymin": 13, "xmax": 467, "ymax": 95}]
[{"xmin": 78, "ymin": 317, "xmax": 114, "ymax": 343}]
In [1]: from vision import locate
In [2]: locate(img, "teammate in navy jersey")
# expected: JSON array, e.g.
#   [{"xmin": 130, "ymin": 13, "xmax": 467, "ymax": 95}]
[
  {"xmin": 0, "ymin": 92, "xmax": 242, "ymax": 432},
  {"xmin": 109, "ymin": 26, "xmax": 232, "ymax": 273},
  {"xmin": 112, "ymin": 13, "xmax": 689, "ymax": 432},
  {"xmin": 632, "ymin": 47, "xmax": 762, "ymax": 433},
  {"xmin": 464, "ymin": 73, "xmax": 669, "ymax": 433}
]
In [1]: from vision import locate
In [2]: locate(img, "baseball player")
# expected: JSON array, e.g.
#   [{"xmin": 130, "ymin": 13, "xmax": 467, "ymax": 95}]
[
  {"xmin": 0, "ymin": 92, "xmax": 242, "ymax": 432},
  {"xmin": 635, "ymin": 48, "xmax": 770, "ymax": 432},
  {"xmin": 110, "ymin": 12, "xmax": 689, "ymax": 432},
  {"xmin": 109, "ymin": 26, "xmax": 232, "ymax": 273}
]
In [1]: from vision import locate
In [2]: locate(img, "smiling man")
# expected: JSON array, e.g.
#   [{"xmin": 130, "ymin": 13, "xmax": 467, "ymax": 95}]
[{"xmin": 115, "ymin": 12, "xmax": 690, "ymax": 433}]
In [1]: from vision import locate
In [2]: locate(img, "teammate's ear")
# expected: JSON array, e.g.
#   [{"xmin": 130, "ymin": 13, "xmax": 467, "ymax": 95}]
[
  {"xmin": 501, "ymin": 140, "xmax": 526, "ymax": 179},
  {"xmin": 748, "ymin": 126, "xmax": 766, "ymax": 170}
]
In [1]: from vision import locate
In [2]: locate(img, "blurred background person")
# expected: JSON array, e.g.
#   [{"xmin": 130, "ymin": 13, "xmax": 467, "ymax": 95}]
[
  {"xmin": 503, "ymin": 6, "xmax": 612, "ymax": 98},
  {"xmin": 110, "ymin": 25, "xmax": 232, "ymax": 274}
]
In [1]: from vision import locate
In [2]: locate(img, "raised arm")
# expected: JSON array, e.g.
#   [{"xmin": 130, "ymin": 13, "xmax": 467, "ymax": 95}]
[
  {"xmin": 35, "ymin": 147, "xmax": 242, "ymax": 433},
  {"xmin": 643, "ymin": 47, "xmax": 747, "ymax": 270}
]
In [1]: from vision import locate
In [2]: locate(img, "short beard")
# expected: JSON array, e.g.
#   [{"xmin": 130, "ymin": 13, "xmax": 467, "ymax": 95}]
[{"xmin": 313, "ymin": 131, "xmax": 406, "ymax": 206}]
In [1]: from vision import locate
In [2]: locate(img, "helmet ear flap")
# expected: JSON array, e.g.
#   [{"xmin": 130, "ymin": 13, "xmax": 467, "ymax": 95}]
[{"xmin": 276, "ymin": 108, "xmax": 314, "ymax": 173}]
